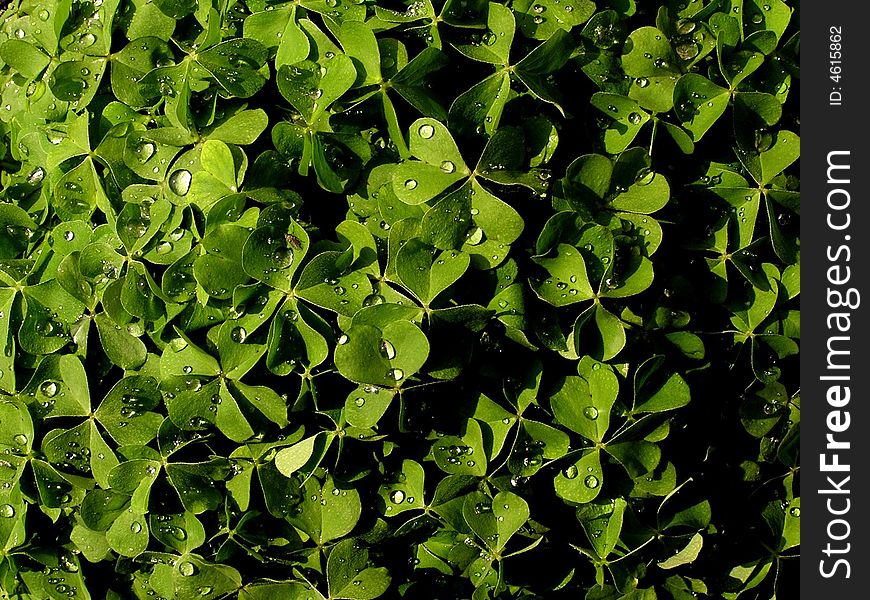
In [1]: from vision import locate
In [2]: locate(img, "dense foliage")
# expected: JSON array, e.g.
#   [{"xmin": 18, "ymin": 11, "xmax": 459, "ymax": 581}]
[{"xmin": 0, "ymin": 0, "xmax": 799, "ymax": 598}]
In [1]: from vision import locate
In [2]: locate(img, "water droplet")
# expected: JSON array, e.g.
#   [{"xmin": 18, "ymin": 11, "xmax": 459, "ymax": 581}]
[
  {"xmin": 198, "ymin": 586, "xmax": 213, "ymax": 596},
  {"xmin": 40, "ymin": 380, "xmax": 59, "ymax": 397},
  {"xmin": 440, "ymin": 160, "xmax": 455, "ymax": 174},
  {"xmin": 789, "ymin": 507, "xmax": 800, "ymax": 517},
  {"xmin": 135, "ymin": 141, "xmax": 156, "ymax": 163},
  {"xmin": 387, "ymin": 368, "xmax": 404, "ymax": 381},
  {"xmin": 363, "ymin": 294, "xmax": 385, "ymax": 307},
  {"xmin": 354, "ymin": 397, "xmax": 365, "ymax": 407},
  {"xmin": 389, "ymin": 490, "xmax": 405, "ymax": 504},
  {"xmin": 583, "ymin": 406, "xmax": 599, "ymax": 420},
  {"xmin": 182, "ymin": 365, "xmax": 193, "ymax": 374},
  {"xmin": 379, "ymin": 339, "xmax": 396, "ymax": 360},
  {"xmin": 404, "ymin": 179, "xmax": 418, "ymax": 190},
  {"xmin": 418, "ymin": 124, "xmax": 435, "ymax": 139},
  {"xmin": 465, "ymin": 226, "xmax": 484, "ymax": 246},
  {"xmin": 562, "ymin": 465, "xmax": 578, "ymax": 479},
  {"xmin": 169, "ymin": 170, "xmax": 192, "ymax": 196},
  {"xmin": 38, "ymin": 9, "xmax": 50, "ymax": 20},
  {"xmin": 231, "ymin": 327, "xmax": 247, "ymax": 343},
  {"xmin": 337, "ymin": 334, "xmax": 349, "ymax": 345},
  {"xmin": 130, "ymin": 521, "xmax": 142, "ymax": 533},
  {"xmin": 628, "ymin": 112, "xmax": 643, "ymax": 125},
  {"xmin": 27, "ymin": 167, "xmax": 45, "ymax": 184},
  {"xmin": 78, "ymin": 33, "xmax": 96, "ymax": 47},
  {"xmin": 676, "ymin": 43, "xmax": 700, "ymax": 61},
  {"xmin": 0, "ymin": 504, "xmax": 15, "ymax": 518},
  {"xmin": 584, "ymin": 475, "xmax": 599, "ymax": 489},
  {"xmin": 12, "ymin": 434, "xmax": 27, "ymax": 446},
  {"xmin": 179, "ymin": 561, "xmax": 197, "ymax": 576}
]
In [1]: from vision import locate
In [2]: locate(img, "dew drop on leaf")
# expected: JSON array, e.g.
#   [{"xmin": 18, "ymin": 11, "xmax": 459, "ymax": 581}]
[
  {"xmin": 40, "ymin": 380, "xmax": 59, "ymax": 397},
  {"xmin": 584, "ymin": 475, "xmax": 599, "ymax": 489},
  {"xmin": 417, "ymin": 124, "xmax": 435, "ymax": 139},
  {"xmin": 168, "ymin": 170, "xmax": 192, "ymax": 196},
  {"xmin": 379, "ymin": 339, "xmax": 396, "ymax": 360},
  {"xmin": 78, "ymin": 33, "xmax": 97, "ymax": 47},
  {"xmin": 135, "ymin": 142, "xmax": 156, "ymax": 163}
]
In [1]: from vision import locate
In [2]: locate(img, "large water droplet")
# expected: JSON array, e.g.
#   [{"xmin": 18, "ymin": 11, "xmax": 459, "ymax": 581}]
[
  {"xmin": 465, "ymin": 226, "xmax": 484, "ymax": 246},
  {"xmin": 179, "ymin": 561, "xmax": 197, "ymax": 576},
  {"xmin": 676, "ymin": 43, "xmax": 700, "ymax": 61},
  {"xmin": 230, "ymin": 327, "xmax": 247, "ymax": 343},
  {"xmin": 130, "ymin": 521, "xmax": 142, "ymax": 533},
  {"xmin": 379, "ymin": 339, "xmax": 396, "ymax": 360},
  {"xmin": 12, "ymin": 434, "xmax": 27, "ymax": 446},
  {"xmin": 562, "ymin": 465, "xmax": 578, "ymax": 479},
  {"xmin": 363, "ymin": 293, "xmax": 385, "ymax": 307},
  {"xmin": 169, "ymin": 170, "xmax": 192, "ymax": 196},
  {"xmin": 417, "ymin": 124, "xmax": 435, "ymax": 139},
  {"xmin": 135, "ymin": 141, "xmax": 156, "ymax": 163},
  {"xmin": 440, "ymin": 160, "xmax": 455, "ymax": 174},
  {"xmin": 78, "ymin": 33, "xmax": 96, "ymax": 48},
  {"xmin": 404, "ymin": 179, "xmax": 418, "ymax": 190},
  {"xmin": 389, "ymin": 489, "xmax": 405, "ymax": 504},
  {"xmin": 584, "ymin": 475, "xmax": 599, "ymax": 489},
  {"xmin": 387, "ymin": 368, "xmax": 404, "ymax": 381},
  {"xmin": 40, "ymin": 380, "xmax": 59, "ymax": 398},
  {"xmin": 0, "ymin": 504, "xmax": 15, "ymax": 518},
  {"xmin": 583, "ymin": 406, "xmax": 599, "ymax": 420}
]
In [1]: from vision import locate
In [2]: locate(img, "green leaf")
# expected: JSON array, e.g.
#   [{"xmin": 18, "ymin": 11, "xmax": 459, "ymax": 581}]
[
  {"xmin": 334, "ymin": 320, "xmax": 429, "ymax": 387},
  {"xmin": 328, "ymin": 538, "xmax": 392, "ymax": 600},
  {"xmin": 551, "ymin": 366, "xmax": 619, "ymax": 442},
  {"xmin": 378, "ymin": 459, "xmax": 425, "ymax": 517},
  {"xmin": 433, "ymin": 419, "xmax": 487, "ymax": 476},
  {"xmin": 532, "ymin": 244, "xmax": 595, "ymax": 306},
  {"xmin": 658, "ymin": 533, "xmax": 704, "ymax": 569},
  {"xmin": 0, "ymin": 40, "xmax": 50, "ymax": 79},
  {"xmin": 286, "ymin": 475, "xmax": 361, "ymax": 544}
]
